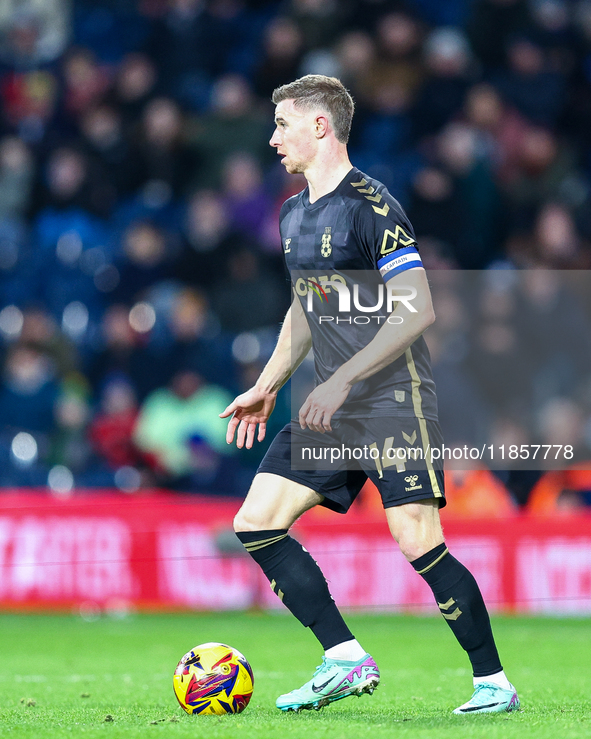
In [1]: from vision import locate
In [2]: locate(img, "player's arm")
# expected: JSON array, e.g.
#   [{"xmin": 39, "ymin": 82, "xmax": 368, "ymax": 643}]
[
  {"xmin": 299, "ymin": 268, "xmax": 434, "ymax": 433},
  {"xmin": 220, "ymin": 295, "xmax": 312, "ymax": 449},
  {"xmin": 334, "ymin": 267, "xmax": 434, "ymax": 384}
]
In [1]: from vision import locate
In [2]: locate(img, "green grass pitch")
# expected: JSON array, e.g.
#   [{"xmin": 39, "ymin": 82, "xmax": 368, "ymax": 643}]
[{"xmin": 0, "ymin": 611, "xmax": 588, "ymax": 738}]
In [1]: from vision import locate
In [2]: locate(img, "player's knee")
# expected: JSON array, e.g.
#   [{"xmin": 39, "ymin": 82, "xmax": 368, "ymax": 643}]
[
  {"xmin": 396, "ymin": 529, "xmax": 445, "ymax": 562},
  {"xmin": 399, "ymin": 538, "xmax": 431, "ymax": 562},
  {"xmin": 387, "ymin": 500, "xmax": 444, "ymax": 561},
  {"xmin": 392, "ymin": 520, "xmax": 444, "ymax": 561},
  {"xmin": 233, "ymin": 510, "xmax": 258, "ymax": 533},
  {"xmin": 233, "ymin": 508, "xmax": 275, "ymax": 533}
]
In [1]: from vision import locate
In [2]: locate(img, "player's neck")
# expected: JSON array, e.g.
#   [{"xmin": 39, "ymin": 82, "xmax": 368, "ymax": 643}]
[{"xmin": 305, "ymin": 149, "xmax": 352, "ymax": 204}]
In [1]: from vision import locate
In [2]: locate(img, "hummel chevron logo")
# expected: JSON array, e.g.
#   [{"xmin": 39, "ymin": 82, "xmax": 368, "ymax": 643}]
[
  {"xmin": 312, "ymin": 675, "xmax": 337, "ymax": 693},
  {"xmin": 438, "ymin": 597, "xmax": 463, "ymax": 621},
  {"xmin": 372, "ymin": 203, "xmax": 390, "ymax": 217}
]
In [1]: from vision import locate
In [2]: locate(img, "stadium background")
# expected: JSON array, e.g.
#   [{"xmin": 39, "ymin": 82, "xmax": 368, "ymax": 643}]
[{"xmin": 0, "ymin": 0, "xmax": 590, "ymax": 616}]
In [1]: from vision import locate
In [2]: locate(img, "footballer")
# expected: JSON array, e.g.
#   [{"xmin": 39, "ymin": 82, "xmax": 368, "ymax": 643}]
[{"xmin": 220, "ymin": 75, "xmax": 519, "ymax": 716}]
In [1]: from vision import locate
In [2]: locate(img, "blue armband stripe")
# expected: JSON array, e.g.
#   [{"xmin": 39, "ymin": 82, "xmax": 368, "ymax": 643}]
[
  {"xmin": 381, "ymin": 259, "xmax": 423, "ymax": 280},
  {"xmin": 378, "ymin": 246, "xmax": 423, "ymax": 280},
  {"xmin": 377, "ymin": 245, "xmax": 419, "ymax": 269}
]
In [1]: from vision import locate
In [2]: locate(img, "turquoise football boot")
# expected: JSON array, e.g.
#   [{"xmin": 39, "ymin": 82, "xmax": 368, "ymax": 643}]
[
  {"xmin": 453, "ymin": 682, "xmax": 520, "ymax": 714},
  {"xmin": 276, "ymin": 654, "xmax": 380, "ymax": 712}
]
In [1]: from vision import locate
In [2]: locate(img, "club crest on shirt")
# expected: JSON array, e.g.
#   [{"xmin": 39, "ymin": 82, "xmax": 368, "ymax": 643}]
[
  {"xmin": 284, "ymin": 238, "xmax": 292, "ymax": 253},
  {"xmin": 321, "ymin": 227, "xmax": 332, "ymax": 257}
]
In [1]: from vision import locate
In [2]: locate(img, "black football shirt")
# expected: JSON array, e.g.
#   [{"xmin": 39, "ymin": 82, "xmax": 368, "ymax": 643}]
[{"xmin": 280, "ymin": 166, "xmax": 438, "ymax": 421}]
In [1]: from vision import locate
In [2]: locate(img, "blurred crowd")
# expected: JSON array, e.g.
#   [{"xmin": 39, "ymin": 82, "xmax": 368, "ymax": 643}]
[{"xmin": 0, "ymin": 0, "xmax": 590, "ymax": 509}]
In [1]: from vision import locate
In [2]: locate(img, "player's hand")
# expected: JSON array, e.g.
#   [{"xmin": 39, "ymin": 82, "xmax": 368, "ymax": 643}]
[
  {"xmin": 219, "ymin": 387, "xmax": 277, "ymax": 449},
  {"xmin": 299, "ymin": 377, "xmax": 351, "ymax": 433}
]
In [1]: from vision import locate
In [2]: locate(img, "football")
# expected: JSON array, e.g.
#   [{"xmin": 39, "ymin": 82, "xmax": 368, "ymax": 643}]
[{"xmin": 173, "ymin": 642, "xmax": 254, "ymax": 715}]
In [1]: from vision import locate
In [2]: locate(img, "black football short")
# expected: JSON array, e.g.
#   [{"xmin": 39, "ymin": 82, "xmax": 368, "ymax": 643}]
[{"xmin": 257, "ymin": 417, "xmax": 445, "ymax": 514}]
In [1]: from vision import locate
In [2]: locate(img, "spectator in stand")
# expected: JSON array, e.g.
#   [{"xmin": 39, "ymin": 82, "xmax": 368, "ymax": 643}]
[
  {"xmin": 210, "ymin": 246, "xmax": 287, "ymax": 333},
  {"xmin": 515, "ymin": 270, "xmax": 591, "ymax": 398},
  {"xmin": 0, "ymin": 136, "xmax": 35, "ymax": 220},
  {"xmin": 49, "ymin": 375, "xmax": 93, "ymax": 474},
  {"xmin": 527, "ymin": 467, "xmax": 591, "ymax": 514},
  {"xmin": 109, "ymin": 52, "xmax": 158, "ymax": 133},
  {"xmin": 78, "ymin": 105, "xmax": 130, "ymax": 203},
  {"xmin": 425, "ymin": 281, "xmax": 490, "ymax": 446},
  {"xmin": 88, "ymin": 376, "xmax": 143, "ymax": 470},
  {"xmin": 221, "ymin": 152, "xmax": 272, "ymax": 243},
  {"xmin": 467, "ymin": 0, "xmax": 532, "ymax": 71},
  {"xmin": 133, "ymin": 369, "xmax": 234, "ymax": 492},
  {"xmin": 0, "ymin": 2, "xmax": 70, "ymax": 69},
  {"xmin": 0, "ymin": 343, "xmax": 59, "ymax": 436},
  {"xmin": 506, "ymin": 201, "xmax": 591, "ymax": 268},
  {"xmin": 34, "ymin": 145, "xmax": 113, "ymax": 219},
  {"xmin": 188, "ymin": 74, "xmax": 271, "ymax": 188},
  {"xmin": 125, "ymin": 97, "xmax": 198, "ymax": 204},
  {"xmin": 113, "ymin": 221, "xmax": 174, "ymax": 305},
  {"xmin": 462, "ymin": 83, "xmax": 530, "ymax": 184},
  {"xmin": 501, "ymin": 127, "xmax": 577, "ymax": 230},
  {"xmin": 146, "ymin": 0, "xmax": 210, "ymax": 100},
  {"xmin": 536, "ymin": 397, "xmax": 589, "ymax": 462},
  {"xmin": 287, "ymin": 0, "xmax": 347, "ymax": 51},
  {"xmin": 85, "ymin": 303, "xmax": 164, "ymax": 402},
  {"xmin": 19, "ymin": 306, "xmax": 78, "ymax": 378},
  {"xmin": 491, "ymin": 35, "xmax": 566, "ymax": 128},
  {"xmin": 411, "ymin": 27, "xmax": 474, "ymax": 141},
  {"xmin": 466, "ymin": 278, "xmax": 535, "ymax": 418},
  {"xmin": 434, "ymin": 122, "xmax": 502, "ymax": 267},
  {"xmin": 526, "ymin": 397, "xmax": 591, "ymax": 513},
  {"xmin": 146, "ymin": 0, "xmax": 249, "ymax": 109},
  {"xmin": 334, "ymin": 30, "xmax": 376, "ymax": 106},
  {"xmin": 253, "ymin": 17, "xmax": 304, "ymax": 100},
  {"xmin": 0, "ymin": 221, "xmax": 33, "ymax": 308},
  {"xmin": 353, "ymin": 77, "xmax": 413, "ymax": 172},
  {"xmin": 442, "ymin": 465, "xmax": 517, "ymax": 518},
  {"xmin": 368, "ymin": 11, "xmax": 425, "ymax": 107},
  {"xmin": 532, "ymin": 203, "xmax": 591, "ymax": 268},
  {"xmin": 173, "ymin": 189, "xmax": 233, "ymax": 288},
  {"xmin": 30, "ymin": 146, "xmax": 113, "ymax": 320},
  {"xmin": 161, "ymin": 287, "xmax": 236, "ymax": 390},
  {"xmin": 408, "ymin": 166, "xmax": 463, "ymax": 263},
  {"xmin": 0, "ymin": 68, "xmax": 60, "ymax": 147},
  {"xmin": 61, "ymin": 47, "xmax": 111, "ymax": 122}
]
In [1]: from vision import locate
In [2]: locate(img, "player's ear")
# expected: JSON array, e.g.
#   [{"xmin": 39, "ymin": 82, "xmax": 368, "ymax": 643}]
[{"xmin": 314, "ymin": 114, "xmax": 329, "ymax": 139}]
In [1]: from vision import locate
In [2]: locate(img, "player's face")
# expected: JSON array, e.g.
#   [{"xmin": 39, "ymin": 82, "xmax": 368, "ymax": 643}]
[{"xmin": 270, "ymin": 99, "xmax": 318, "ymax": 174}]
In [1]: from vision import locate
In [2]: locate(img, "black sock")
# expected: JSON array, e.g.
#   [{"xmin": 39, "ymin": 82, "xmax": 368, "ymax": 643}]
[
  {"xmin": 236, "ymin": 529, "xmax": 354, "ymax": 650},
  {"xmin": 412, "ymin": 543, "xmax": 502, "ymax": 677}
]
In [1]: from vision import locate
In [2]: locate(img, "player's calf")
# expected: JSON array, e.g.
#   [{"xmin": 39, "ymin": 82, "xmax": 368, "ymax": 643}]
[
  {"xmin": 411, "ymin": 542, "xmax": 504, "ymax": 676},
  {"xmin": 235, "ymin": 529, "xmax": 354, "ymax": 648},
  {"xmin": 411, "ymin": 542, "xmax": 519, "ymax": 712}
]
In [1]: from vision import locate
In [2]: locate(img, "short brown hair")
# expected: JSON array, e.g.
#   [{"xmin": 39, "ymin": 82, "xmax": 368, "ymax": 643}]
[{"xmin": 272, "ymin": 75, "xmax": 355, "ymax": 144}]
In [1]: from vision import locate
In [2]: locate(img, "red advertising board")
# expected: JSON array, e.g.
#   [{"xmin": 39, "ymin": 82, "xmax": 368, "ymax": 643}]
[{"xmin": 0, "ymin": 493, "xmax": 590, "ymax": 615}]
